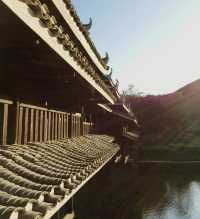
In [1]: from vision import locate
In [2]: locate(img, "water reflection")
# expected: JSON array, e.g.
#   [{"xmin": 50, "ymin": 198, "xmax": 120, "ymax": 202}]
[{"xmin": 75, "ymin": 165, "xmax": 200, "ymax": 219}]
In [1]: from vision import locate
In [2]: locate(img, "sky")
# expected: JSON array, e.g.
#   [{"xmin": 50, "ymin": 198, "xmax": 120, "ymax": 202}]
[{"xmin": 72, "ymin": 0, "xmax": 200, "ymax": 95}]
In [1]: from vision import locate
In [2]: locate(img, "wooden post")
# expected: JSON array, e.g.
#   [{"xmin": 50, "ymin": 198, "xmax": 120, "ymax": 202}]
[
  {"xmin": 47, "ymin": 111, "xmax": 51, "ymax": 141},
  {"xmin": 2, "ymin": 104, "xmax": 8, "ymax": 145},
  {"xmin": 73, "ymin": 116, "xmax": 75, "ymax": 138},
  {"xmin": 52, "ymin": 112, "xmax": 55, "ymax": 141},
  {"xmin": 14, "ymin": 102, "xmax": 20, "ymax": 144},
  {"xmin": 61, "ymin": 114, "xmax": 65, "ymax": 139},
  {"xmin": 44, "ymin": 110, "xmax": 48, "ymax": 142},
  {"xmin": 66, "ymin": 114, "xmax": 69, "ymax": 138},
  {"xmin": 58, "ymin": 114, "xmax": 61, "ymax": 140},
  {"xmin": 63, "ymin": 114, "xmax": 66, "ymax": 139},
  {"xmin": 29, "ymin": 108, "xmax": 34, "ymax": 142},
  {"xmin": 75, "ymin": 116, "xmax": 77, "ymax": 137},
  {"xmin": 18, "ymin": 106, "xmax": 23, "ymax": 145},
  {"xmin": 35, "ymin": 109, "xmax": 39, "ymax": 142},
  {"xmin": 24, "ymin": 107, "xmax": 29, "ymax": 145},
  {"xmin": 55, "ymin": 113, "xmax": 58, "ymax": 141},
  {"xmin": 78, "ymin": 117, "xmax": 80, "ymax": 137},
  {"xmin": 39, "ymin": 110, "xmax": 43, "ymax": 142}
]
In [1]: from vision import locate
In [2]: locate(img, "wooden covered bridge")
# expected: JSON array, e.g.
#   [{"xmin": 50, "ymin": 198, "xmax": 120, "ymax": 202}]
[{"xmin": 0, "ymin": 0, "xmax": 139, "ymax": 218}]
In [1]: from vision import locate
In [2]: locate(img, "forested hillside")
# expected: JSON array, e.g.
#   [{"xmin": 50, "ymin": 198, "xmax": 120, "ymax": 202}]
[{"xmin": 126, "ymin": 79, "xmax": 200, "ymax": 149}]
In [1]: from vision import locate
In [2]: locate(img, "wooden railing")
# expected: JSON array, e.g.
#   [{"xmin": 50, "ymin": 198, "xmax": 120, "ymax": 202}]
[
  {"xmin": 70, "ymin": 113, "xmax": 81, "ymax": 138},
  {"xmin": 122, "ymin": 127, "xmax": 139, "ymax": 140},
  {"xmin": 0, "ymin": 99, "xmax": 13, "ymax": 145},
  {"xmin": 15, "ymin": 103, "xmax": 70, "ymax": 145},
  {"xmin": 82, "ymin": 122, "xmax": 95, "ymax": 135},
  {"xmin": 0, "ymin": 99, "xmax": 96, "ymax": 145}
]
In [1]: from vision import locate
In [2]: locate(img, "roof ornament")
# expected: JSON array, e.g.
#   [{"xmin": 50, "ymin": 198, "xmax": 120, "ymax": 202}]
[
  {"xmin": 115, "ymin": 79, "xmax": 119, "ymax": 89},
  {"xmin": 102, "ymin": 52, "xmax": 109, "ymax": 64},
  {"xmin": 25, "ymin": 0, "xmax": 41, "ymax": 14},
  {"xmin": 105, "ymin": 68, "xmax": 113, "ymax": 80},
  {"xmin": 83, "ymin": 17, "xmax": 93, "ymax": 31}
]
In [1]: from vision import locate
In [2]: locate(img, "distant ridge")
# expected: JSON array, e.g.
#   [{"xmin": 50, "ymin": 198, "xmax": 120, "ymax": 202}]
[{"xmin": 176, "ymin": 79, "xmax": 200, "ymax": 93}]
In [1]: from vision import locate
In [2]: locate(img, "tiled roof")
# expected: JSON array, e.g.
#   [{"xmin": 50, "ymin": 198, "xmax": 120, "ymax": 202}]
[{"xmin": 0, "ymin": 135, "xmax": 119, "ymax": 219}]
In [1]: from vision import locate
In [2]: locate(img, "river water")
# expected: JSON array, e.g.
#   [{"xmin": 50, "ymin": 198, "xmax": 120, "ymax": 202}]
[{"xmin": 74, "ymin": 163, "xmax": 200, "ymax": 219}]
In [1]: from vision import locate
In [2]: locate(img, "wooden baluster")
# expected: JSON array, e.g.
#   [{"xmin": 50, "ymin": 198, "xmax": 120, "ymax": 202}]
[
  {"xmin": 77, "ymin": 117, "xmax": 79, "ymax": 137},
  {"xmin": 60, "ymin": 114, "xmax": 62, "ymax": 139},
  {"xmin": 2, "ymin": 103, "xmax": 8, "ymax": 145},
  {"xmin": 18, "ymin": 106, "xmax": 23, "ymax": 145},
  {"xmin": 70, "ymin": 114, "xmax": 73, "ymax": 138},
  {"xmin": 29, "ymin": 109, "xmax": 34, "ymax": 142},
  {"xmin": 70, "ymin": 114, "xmax": 72, "ymax": 138},
  {"xmin": 58, "ymin": 114, "xmax": 61, "ymax": 140},
  {"xmin": 75, "ymin": 116, "xmax": 76, "ymax": 137},
  {"xmin": 78, "ymin": 117, "xmax": 80, "ymax": 137},
  {"xmin": 76, "ymin": 116, "xmax": 78, "ymax": 137},
  {"xmin": 24, "ymin": 107, "xmax": 29, "ymax": 145},
  {"xmin": 14, "ymin": 102, "xmax": 20, "ymax": 144},
  {"xmin": 52, "ymin": 112, "xmax": 55, "ymax": 141},
  {"xmin": 55, "ymin": 113, "xmax": 58, "ymax": 141},
  {"xmin": 73, "ymin": 115, "xmax": 75, "ymax": 138},
  {"xmin": 62, "ymin": 114, "xmax": 65, "ymax": 139},
  {"xmin": 63, "ymin": 114, "xmax": 66, "ymax": 139},
  {"xmin": 44, "ymin": 110, "xmax": 48, "ymax": 142},
  {"xmin": 48, "ymin": 111, "xmax": 51, "ymax": 141},
  {"xmin": 35, "ymin": 109, "xmax": 39, "ymax": 142},
  {"xmin": 39, "ymin": 111, "xmax": 43, "ymax": 142},
  {"xmin": 66, "ymin": 114, "xmax": 69, "ymax": 138},
  {"xmin": 83, "ymin": 122, "xmax": 85, "ymax": 136}
]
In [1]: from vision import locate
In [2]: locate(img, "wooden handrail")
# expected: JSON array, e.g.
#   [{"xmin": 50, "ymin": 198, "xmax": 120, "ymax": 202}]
[
  {"xmin": 49, "ymin": 109, "xmax": 70, "ymax": 115},
  {"xmin": 0, "ymin": 99, "xmax": 13, "ymax": 104},
  {"xmin": 20, "ymin": 103, "xmax": 47, "ymax": 111}
]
